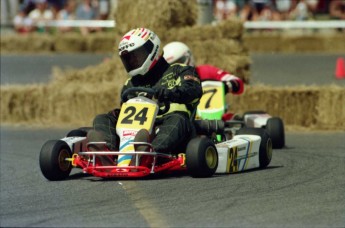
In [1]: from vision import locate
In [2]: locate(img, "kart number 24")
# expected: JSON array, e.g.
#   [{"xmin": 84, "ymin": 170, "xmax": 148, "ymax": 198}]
[{"xmin": 121, "ymin": 106, "xmax": 148, "ymax": 125}]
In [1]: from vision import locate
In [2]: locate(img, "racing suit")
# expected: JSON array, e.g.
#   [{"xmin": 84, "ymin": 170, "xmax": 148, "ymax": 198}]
[
  {"xmin": 92, "ymin": 57, "xmax": 202, "ymax": 153},
  {"xmin": 196, "ymin": 64, "xmax": 244, "ymax": 95}
]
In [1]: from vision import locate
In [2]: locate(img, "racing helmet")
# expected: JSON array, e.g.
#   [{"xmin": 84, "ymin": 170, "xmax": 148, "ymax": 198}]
[
  {"xmin": 118, "ymin": 28, "xmax": 161, "ymax": 77},
  {"xmin": 163, "ymin": 41, "xmax": 195, "ymax": 66}
]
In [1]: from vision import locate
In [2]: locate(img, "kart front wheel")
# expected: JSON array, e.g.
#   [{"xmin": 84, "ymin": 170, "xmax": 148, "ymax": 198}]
[
  {"xmin": 186, "ymin": 137, "xmax": 218, "ymax": 178},
  {"xmin": 39, "ymin": 140, "xmax": 72, "ymax": 181},
  {"xmin": 236, "ymin": 128, "xmax": 272, "ymax": 168}
]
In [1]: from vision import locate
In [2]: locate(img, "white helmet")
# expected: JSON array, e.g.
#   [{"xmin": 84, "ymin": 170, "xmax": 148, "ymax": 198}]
[
  {"xmin": 118, "ymin": 28, "xmax": 161, "ymax": 77},
  {"xmin": 163, "ymin": 41, "xmax": 195, "ymax": 66}
]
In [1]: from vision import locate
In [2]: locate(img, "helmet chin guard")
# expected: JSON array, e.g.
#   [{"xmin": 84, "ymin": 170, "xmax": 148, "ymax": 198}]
[{"xmin": 119, "ymin": 28, "xmax": 161, "ymax": 77}]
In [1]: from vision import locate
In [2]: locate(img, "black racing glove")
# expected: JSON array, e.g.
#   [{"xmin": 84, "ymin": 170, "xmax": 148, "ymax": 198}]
[
  {"xmin": 154, "ymin": 87, "xmax": 172, "ymax": 102},
  {"xmin": 223, "ymin": 80, "xmax": 239, "ymax": 94}
]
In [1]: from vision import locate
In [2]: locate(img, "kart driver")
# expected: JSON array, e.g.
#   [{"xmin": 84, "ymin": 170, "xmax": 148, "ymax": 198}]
[
  {"xmin": 163, "ymin": 41, "xmax": 244, "ymax": 120},
  {"xmin": 87, "ymin": 28, "xmax": 202, "ymax": 154}
]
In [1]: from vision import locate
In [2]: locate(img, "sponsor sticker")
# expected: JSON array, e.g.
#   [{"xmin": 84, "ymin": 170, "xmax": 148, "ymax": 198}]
[{"xmin": 184, "ymin": 75, "xmax": 200, "ymax": 83}]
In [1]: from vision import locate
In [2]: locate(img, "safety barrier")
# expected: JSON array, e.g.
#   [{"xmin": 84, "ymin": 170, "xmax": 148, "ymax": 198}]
[
  {"xmin": 40, "ymin": 20, "xmax": 345, "ymax": 29},
  {"xmin": 244, "ymin": 20, "xmax": 345, "ymax": 29}
]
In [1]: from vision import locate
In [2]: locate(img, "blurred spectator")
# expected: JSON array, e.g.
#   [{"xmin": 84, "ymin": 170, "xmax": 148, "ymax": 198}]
[
  {"xmin": 57, "ymin": 0, "xmax": 77, "ymax": 33},
  {"xmin": 214, "ymin": 0, "xmax": 238, "ymax": 21},
  {"xmin": 239, "ymin": 0, "xmax": 258, "ymax": 21},
  {"xmin": 76, "ymin": 0, "xmax": 97, "ymax": 20},
  {"xmin": 47, "ymin": 0, "xmax": 66, "ymax": 10},
  {"xmin": 98, "ymin": 0, "xmax": 111, "ymax": 20},
  {"xmin": 28, "ymin": 0, "xmax": 54, "ymax": 32},
  {"xmin": 13, "ymin": 8, "xmax": 35, "ymax": 33},
  {"xmin": 329, "ymin": 0, "xmax": 345, "ymax": 20},
  {"xmin": 289, "ymin": 0, "xmax": 319, "ymax": 20},
  {"xmin": 274, "ymin": 0, "xmax": 292, "ymax": 20},
  {"xmin": 19, "ymin": 0, "xmax": 37, "ymax": 15},
  {"xmin": 305, "ymin": 0, "xmax": 320, "ymax": 14},
  {"xmin": 76, "ymin": 0, "xmax": 100, "ymax": 35},
  {"xmin": 252, "ymin": 0, "xmax": 277, "ymax": 21},
  {"xmin": 47, "ymin": 0, "xmax": 67, "ymax": 19},
  {"xmin": 330, "ymin": 0, "xmax": 345, "ymax": 32}
]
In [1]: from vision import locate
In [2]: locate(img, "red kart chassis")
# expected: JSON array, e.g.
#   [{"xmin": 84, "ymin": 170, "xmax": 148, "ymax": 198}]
[{"xmin": 70, "ymin": 141, "xmax": 187, "ymax": 178}]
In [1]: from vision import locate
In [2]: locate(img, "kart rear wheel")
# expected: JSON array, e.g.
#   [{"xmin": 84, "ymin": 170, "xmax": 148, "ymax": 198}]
[
  {"xmin": 39, "ymin": 140, "xmax": 72, "ymax": 181},
  {"xmin": 266, "ymin": 117, "xmax": 285, "ymax": 149},
  {"xmin": 236, "ymin": 128, "xmax": 272, "ymax": 168},
  {"xmin": 186, "ymin": 137, "xmax": 218, "ymax": 178}
]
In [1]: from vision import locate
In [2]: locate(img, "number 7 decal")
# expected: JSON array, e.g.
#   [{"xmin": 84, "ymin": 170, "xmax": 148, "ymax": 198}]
[{"xmin": 203, "ymin": 88, "xmax": 217, "ymax": 109}]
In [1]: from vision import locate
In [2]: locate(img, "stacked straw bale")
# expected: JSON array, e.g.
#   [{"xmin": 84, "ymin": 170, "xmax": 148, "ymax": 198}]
[
  {"xmin": 0, "ymin": 34, "xmax": 54, "ymax": 53},
  {"xmin": 228, "ymin": 85, "xmax": 345, "ymax": 130},
  {"xmin": 2, "ymin": 82, "xmax": 344, "ymax": 130},
  {"xmin": 114, "ymin": 0, "xmax": 197, "ymax": 36},
  {"xmin": 244, "ymin": 33, "xmax": 345, "ymax": 53}
]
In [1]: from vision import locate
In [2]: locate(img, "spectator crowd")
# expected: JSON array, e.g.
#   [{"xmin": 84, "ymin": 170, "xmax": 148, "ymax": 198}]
[
  {"xmin": 9, "ymin": 0, "xmax": 345, "ymax": 35},
  {"xmin": 13, "ymin": 0, "xmax": 112, "ymax": 35},
  {"xmin": 214, "ymin": 0, "xmax": 345, "ymax": 22}
]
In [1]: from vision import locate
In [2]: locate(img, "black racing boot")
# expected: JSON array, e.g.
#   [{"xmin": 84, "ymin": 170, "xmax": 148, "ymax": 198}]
[
  {"xmin": 133, "ymin": 129, "xmax": 151, "ymax": 152},
  {"xmin": 86, "ymin": 129, "xmax": 114, "ymax": 166},
  {"xmin": 133, "ymin": 129, "xmax": 152, "ymax": 167}
]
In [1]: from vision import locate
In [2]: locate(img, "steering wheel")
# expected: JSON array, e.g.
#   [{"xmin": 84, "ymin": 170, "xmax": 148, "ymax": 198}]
[{"xmin": 121, "ymin": 87, "xmax": 170, "ymax": 116}]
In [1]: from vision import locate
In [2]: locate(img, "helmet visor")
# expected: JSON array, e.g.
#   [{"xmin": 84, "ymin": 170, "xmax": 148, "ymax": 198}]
[
  {"xmin": 172, "ymin": 55, "xmax": 188, "ymax": 65},
  {"xmin": 120, "ymin": 40, "xmax": 154, "ymax": 73}
]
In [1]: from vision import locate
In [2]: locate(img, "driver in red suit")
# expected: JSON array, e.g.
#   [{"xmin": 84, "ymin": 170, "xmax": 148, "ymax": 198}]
[{"xmin": 163, "ymin": 41, "xmax": 244, "ymax": 121}]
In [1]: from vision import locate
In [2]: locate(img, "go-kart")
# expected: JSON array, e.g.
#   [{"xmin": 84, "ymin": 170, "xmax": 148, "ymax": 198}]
[
  {"xmin": 39, "ymin": 87, "xmax": 273, "ymax": 181},
  {"xmin": 197, "ymin": 80, "xmax": 285, "ymax": 149}
]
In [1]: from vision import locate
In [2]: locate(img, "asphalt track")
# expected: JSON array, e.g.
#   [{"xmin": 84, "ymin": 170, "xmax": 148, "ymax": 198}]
[{"xmin": 1, "ymin": 54, "xmax": 345, "ymax": 227}]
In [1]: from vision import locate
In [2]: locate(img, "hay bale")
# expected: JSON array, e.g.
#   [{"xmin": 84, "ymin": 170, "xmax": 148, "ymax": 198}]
[
  {"xmin": 86, "ymin": 32, "xmax": 117, "ymax": 53},
  {"xmin": 45, "ymin": 84, "xmax": 122, "ymax": 125},
  {"xmin": 316, "ymin": 86, "xmax": 345, "ymax": 129},
  {"xmin": 227, "ymin": 85, "xmax": 345, "ymax": 130},
  {"xmin": 50, "ymin": 57, "xmax": 126, "ymax": 87},
  {"xmin": 164, "ymin": 19, "xmax": 243, "ymax": 42},
  {"xmin": 0, "ymin": 85, "xmax": 48, "ymax": 123},
  {"xmin": 217, "ymin": 19, "xmax": 244, "ymax": 39},
  {"xmin": 322, "ymin": 34, "xmax": 345, "ymax": 53},
  {"xmin": 0, "ymin": 34, "xmax": 53, "ymax": 53},
  {"xmin": 243, "ymin": 33, "xmax": 281, "ymax": 53},
  {"xmin": 115, "ymin": 0, "xmax": 197, "ymax": 35},
  {"xmin": 54, "ymin": 33, "xmax": 87, "ymax": 52},
  {"xmin": 281, "ymin": 35, "xmax": 324, "ymax": 53},
  {"xmin": 243, "ymin": 33, "xmax": 345, "ymax": 53}
]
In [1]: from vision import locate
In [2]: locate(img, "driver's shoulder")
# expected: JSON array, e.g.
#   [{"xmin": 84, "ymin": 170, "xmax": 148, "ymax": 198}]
[{"xmin": 167, "ymin": 63, "xmax": 196, "ymax": 76}]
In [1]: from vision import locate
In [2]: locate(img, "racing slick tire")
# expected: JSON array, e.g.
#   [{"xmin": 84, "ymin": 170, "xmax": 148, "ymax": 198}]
[
  {"xmin": 39, "ymin": 140, "xmax": 72, "ymax": 181},
  {"xmin": 266, "ymin": 117, "xmax": 285, "ymax": 149},
  {"xmin": 236, "ymin": 128, "xmax": 273, "ymax": 168},
  {"xmin": 186, "ymin": 136, "xmax": 218, "ymax": 178}
]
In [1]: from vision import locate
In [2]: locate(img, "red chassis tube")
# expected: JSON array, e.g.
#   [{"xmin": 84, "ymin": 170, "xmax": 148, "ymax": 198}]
[{"xmin": 73, "ymin": 153, "xmax": 186, "ymax": 178}]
